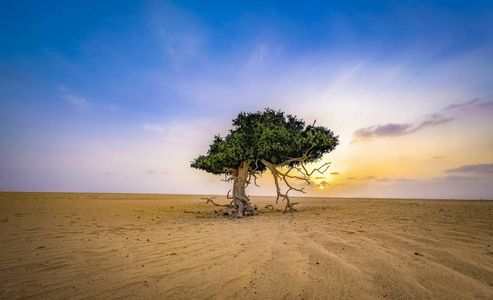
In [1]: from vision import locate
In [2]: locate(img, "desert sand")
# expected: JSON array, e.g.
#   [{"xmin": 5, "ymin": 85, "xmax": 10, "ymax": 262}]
[{"xmin": 0, "ymin": 192, "xmax": 492, "ymax": 299}]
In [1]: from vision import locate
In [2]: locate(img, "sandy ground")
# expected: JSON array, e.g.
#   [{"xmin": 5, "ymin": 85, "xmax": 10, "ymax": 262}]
[{"xmin": 0, "ymin": 193, "xmax": 492, "ymax": 299}]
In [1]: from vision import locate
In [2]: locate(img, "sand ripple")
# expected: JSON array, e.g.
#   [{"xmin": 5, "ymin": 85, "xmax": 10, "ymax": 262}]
[{"xmin": 1, "ymin": 193, "xmax": 492, "ymax": 299}]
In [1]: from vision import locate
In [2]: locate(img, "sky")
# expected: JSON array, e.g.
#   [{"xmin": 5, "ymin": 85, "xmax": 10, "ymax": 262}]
[{"xmin": 1, "ymin": 0, "xmax": 492, "ymax": 199}]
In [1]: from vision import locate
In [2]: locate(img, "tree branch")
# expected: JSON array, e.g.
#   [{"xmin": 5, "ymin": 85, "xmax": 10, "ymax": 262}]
[
  {"xmin": 221, "ymin": 173, "xmax": 234, "ymax": 183},
  {"xmin": 301, "ymin": 162, "xmax": 331, "ymax": 176},
  {"xmin": 247, "ymin": 168, "xmax": 261, "ymax": 188}
]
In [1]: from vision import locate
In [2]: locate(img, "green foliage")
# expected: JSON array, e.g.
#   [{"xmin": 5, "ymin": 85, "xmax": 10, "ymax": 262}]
[{"xmin": 191, "ymin": 108, "xmax": 339, "ymax": 174}]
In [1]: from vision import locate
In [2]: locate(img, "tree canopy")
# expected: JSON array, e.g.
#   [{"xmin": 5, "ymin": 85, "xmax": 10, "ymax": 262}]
[{"xmin": 191, "ymin": 108, "xmax": 338, "ymax": 174}]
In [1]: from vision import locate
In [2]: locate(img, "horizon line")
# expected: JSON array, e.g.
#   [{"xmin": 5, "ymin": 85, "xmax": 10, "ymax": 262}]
[{"xmin": 0, "ymin": 191, "xmax": 491, "ymax": 201}]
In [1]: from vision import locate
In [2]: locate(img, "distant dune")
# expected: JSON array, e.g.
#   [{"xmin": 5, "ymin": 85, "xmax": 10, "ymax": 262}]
[{"xmin": 1, "ymin": 193, "xmax": 492, "ymax": 299}]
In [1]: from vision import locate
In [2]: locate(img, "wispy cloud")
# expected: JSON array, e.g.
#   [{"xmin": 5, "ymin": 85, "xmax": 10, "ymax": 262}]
[
  {"xmin": 441, "ymin": 99, "xmax": 491, "ymax": 112},
  {"xmin": 62, "ymin": 94, "xmax": 90, "ymax": 108},
  {"xmin": 146, "ymin": 169, "xmax": 168, "ymax": 175},
  {"xmin": 106, "ymin": 104, "xmax": 121, "ymax": 112},
  {"xmin": 59, "ymin": 86, "xmax": 90, "ymax": 109},
  {"xmin": 445, "ymin": 164, "xmax": 493, "ymax": 174},
  {"xmin": 148, "ymin": 1, "xmax": 207, "ymax": 70},
  {"xmin": 324, "ymin": 57, "xmax": 368, "ymax": 97},
  {"xmin": 328, "ymin": 171, "xmax": 492, "ymax": 199},
  {"xmin": 345, "ymin": 163, "xmax": 493, "ymax": 186},
  {"xmin": 352, "ymin": 99, "xmax": 492, "ymax": 142},
  {"xmin": 353, "ymin": 113, "xmax": 451, "ymax": 140},
  {"xmin": 142, "ymin": 124, "xmax": 166, "ymax": 132}
]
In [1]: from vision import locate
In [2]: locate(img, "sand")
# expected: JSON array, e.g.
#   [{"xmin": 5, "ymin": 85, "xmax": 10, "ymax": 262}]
[{"xmin": 0, "ymin": 192, "xmax": 492, "ymax": 299}]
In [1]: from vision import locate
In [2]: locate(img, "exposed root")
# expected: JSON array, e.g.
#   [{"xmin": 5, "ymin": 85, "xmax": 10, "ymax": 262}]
[
  {"xmin": 283, "ymin": 202, "xmax": 299, "ymax": 213},
  {"xmin": 201, "ymin": 197, "xmax": 233, "ymax": 208}
]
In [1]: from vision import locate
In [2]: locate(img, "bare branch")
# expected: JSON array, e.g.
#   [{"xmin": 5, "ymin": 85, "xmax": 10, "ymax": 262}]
[
  {"xmin": 247, "ymin": 168, "xmax": 261, "ymax": 188},
  {"xmin": 267, "ymin": 167, "xmax": 283, "ymax": 204},
  {"xmin": 283, "ymin": 177, "xmax": 306, "ymax": 194},
  {"xmin": 221, "ymin": 173, "xmax": 234, "ymax": 183},
  {"xmin": 271, "ymin": 149, "xmax": 320, "ymax": 169},
  {"xmin": 252, "ymin": 173, "xmax": 260, "ymax": 187},
  {"xmin": 276, "ymin": 167, "xmax": 309, "ymax": 183},
  {"xmin": 301, "ymin": 162, "xmax": 331, "ymax": 176},
  {"xmin": 261, "ymin": 157, "xmax": 329, "ymax": 213},
  {"xmin": 273, "ymin": 156, "xmax": 307, "ymax": 168}
]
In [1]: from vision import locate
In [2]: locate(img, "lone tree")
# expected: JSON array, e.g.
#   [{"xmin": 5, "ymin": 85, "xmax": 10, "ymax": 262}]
[{"xmin": 191, "ymin": 108, "xmax": 339, "ymax": 217}]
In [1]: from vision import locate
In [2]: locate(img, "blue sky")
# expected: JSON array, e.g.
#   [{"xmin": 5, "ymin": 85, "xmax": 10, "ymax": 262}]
[{"xmin": 1, "ymin": 1, "xmax": 493, "ymax": 199}]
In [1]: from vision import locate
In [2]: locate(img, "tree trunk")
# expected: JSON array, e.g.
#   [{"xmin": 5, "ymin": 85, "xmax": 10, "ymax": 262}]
[{"xmin": 232, "ymin": 161, "xmax": 255, "ymax": 217}]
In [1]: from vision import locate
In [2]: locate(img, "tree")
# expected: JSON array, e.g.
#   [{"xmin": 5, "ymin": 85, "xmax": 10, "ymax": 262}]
[{"xmin": 191, "ymin": 108, "xmax": 339, "ymax": 217}]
